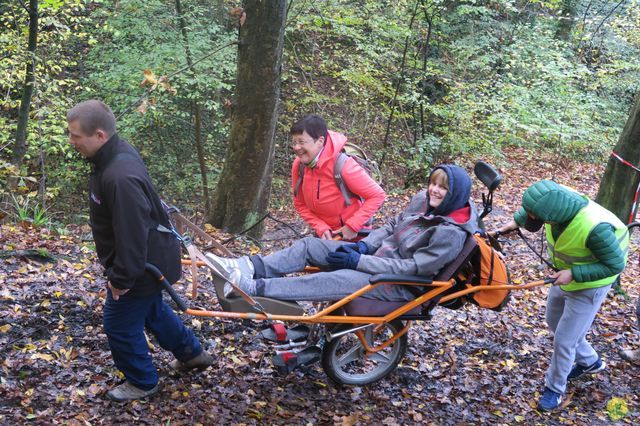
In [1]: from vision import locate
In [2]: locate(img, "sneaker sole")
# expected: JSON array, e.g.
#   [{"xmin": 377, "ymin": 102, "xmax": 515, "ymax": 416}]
[
  {"xmin": 106, "ymin": 384, "xmax": 161, "ymax": 402},
  {"xmin": 204, "ymin": 254, "xmax": 233, "ymax": 281}
]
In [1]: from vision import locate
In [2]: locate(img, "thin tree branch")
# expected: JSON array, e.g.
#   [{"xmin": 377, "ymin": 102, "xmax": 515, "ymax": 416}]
[{"xmin": 116, "ymin": 41, "xmax": 237, "ymax": 119}]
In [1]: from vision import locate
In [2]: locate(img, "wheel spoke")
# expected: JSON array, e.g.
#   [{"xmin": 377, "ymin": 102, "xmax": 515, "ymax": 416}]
[
  {"xmin": 335, "ymin": 345, "xmax": 362, "ymax": 368},
  {"xmin": 368, "ymin": 351, "xmax": 391, "ymax": 364}
]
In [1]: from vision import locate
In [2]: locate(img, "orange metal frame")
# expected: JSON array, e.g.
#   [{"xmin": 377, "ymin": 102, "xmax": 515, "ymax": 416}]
[{"xmin": 177, "ymin": 260, "xmax": 549, "ymax": 325}]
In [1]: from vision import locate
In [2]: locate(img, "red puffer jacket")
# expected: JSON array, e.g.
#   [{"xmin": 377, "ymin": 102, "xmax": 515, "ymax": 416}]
[{"xmin": 291, "ymin": 130, "xmax": 386, "ymax": 238}]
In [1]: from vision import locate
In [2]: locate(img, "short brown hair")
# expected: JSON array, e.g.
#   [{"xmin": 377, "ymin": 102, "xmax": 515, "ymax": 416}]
[
  {"xmin": 430, "ymin": 168, "xmax": 449, "ymax": 189},
  {"xmin": 290, "ymin": 114, "xmax": 328, "ymax": 140},
  {"xmin": 67, "ymin": 100, "xmax": 116, "ymax": 137}
]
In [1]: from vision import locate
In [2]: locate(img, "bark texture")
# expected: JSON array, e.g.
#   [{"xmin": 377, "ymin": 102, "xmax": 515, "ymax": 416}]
[{"xmin": 210, "ymin": 0, "xmax": 287, "ymax": 236}]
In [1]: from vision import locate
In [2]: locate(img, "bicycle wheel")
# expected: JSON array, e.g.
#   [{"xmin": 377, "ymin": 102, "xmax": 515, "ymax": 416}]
[{"xmin": 321, "ymin": 320, "xmax": 408, "ymax": 385}]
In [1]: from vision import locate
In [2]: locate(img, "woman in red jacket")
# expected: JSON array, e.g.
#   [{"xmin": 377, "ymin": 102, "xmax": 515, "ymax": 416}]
[{"xmin": 290, "ymin": 114, "xmax": 385, "ymax": 241}]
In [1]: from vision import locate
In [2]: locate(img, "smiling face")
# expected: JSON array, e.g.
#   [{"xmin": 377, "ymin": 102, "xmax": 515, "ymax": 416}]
[
  {"xmin": 291, "ymin": 130, "xmax": 325, "ymax": 164},
  {"xmin": 428, "ymin": 170, "xmax": 449, "ymax": 210},
  {"xmin": 67, "ymin": 120, "xmax": 109, "ymax": 159}
]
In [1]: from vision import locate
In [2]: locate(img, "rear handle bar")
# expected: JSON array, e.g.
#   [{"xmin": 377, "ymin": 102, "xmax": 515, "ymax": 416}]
[{"xmin": 145, "ymin": 263, "xmax": 189, "ymax": 312}]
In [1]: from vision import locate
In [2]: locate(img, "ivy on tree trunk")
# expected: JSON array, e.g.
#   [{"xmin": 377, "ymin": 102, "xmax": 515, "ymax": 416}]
[{"xmin": 210, "ymin": 0, "xmax": 287, "ymax": 237}]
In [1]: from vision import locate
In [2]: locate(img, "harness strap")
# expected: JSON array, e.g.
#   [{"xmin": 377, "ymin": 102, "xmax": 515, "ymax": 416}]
[
  {"xmin": 516, "ymin": 229, "xmax": 558, "ymax": 271},
  {"xmin": 185, "ymin": 241, "xmax": 200, "ymax": 299},
  {"xmin": 334, "ymin": 153, "xmax": 352, "ymax": 206},
  {"xmin": 162, "ymin": 202, "xmax": 233, "ymax": 257},
  {"xmin": 272, "ymin": 323, "xmax": 288, "ymax": 342}
]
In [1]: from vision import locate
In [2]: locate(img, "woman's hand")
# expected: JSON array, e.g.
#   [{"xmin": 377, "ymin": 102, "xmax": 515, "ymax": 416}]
[
  {"xmin": 334, "ymin": 225, "xmax": 357, "ymax": 241},
  {"xmin": 320, "ymin": 229, "xmax": 333, "ymax": 240}
]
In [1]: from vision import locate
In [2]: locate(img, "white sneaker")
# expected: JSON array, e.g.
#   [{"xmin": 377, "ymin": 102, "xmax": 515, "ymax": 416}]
[
  {"xmin": 205, "ymin": 252, "xmax": 254, "ymax": 278},
  {"xmin": 223, "ymin": 269, "xmax": 243, "ymax": 298}
]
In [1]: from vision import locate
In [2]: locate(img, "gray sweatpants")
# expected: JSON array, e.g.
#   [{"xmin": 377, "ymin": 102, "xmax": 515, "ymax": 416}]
[
  {"xmin": 251, "ymin": 237, "xmax": 414, "ymax": 302},
  {"xmin": 544, "ymin": 284, "xmax": 611, "ymax": 394}
]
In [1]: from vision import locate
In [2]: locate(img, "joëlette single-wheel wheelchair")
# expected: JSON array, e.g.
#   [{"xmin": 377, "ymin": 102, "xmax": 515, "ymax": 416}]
[{"xmin": 149, "ymin": 162, "xmax": 553, "ymax": 386}]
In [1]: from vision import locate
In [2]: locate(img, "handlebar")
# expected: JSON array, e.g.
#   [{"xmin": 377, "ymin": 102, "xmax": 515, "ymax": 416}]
[{"xmin": 145, "ymin": 263, "xmax": 188, "ymax": 312}]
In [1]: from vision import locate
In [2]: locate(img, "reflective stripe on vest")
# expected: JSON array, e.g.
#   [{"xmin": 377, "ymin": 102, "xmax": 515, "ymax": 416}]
[{"xmin": 545, "ymin": 199, "xmax": 629, "ymax": 291}]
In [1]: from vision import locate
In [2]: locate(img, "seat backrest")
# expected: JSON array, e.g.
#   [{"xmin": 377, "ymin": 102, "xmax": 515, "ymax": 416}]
[
  {"xmin": 434, "ymin": 234, "xmax": 479, "ymax": 282},
  {"xmin": 345, "ymin": 234, "xmax": 480, "ymax": 317}
]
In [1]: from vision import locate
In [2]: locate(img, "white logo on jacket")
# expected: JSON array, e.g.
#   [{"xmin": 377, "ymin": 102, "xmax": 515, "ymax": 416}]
[{"xmin": 90, "ymin": 192, "xmax": 101, "ymax": 205}]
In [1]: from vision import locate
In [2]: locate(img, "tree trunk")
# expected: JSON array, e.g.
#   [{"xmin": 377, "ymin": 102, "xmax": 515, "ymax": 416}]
[
  {"xmin": 209, "ymin": 0, "xmax": 287, "ymax": 237},
  {"xmin": 596, "ymin": 94, "xmax": 640, "ymax": 224},
  {"xmin": 12, "ymin": 0, "xmax": 38, "ymax": 167}
]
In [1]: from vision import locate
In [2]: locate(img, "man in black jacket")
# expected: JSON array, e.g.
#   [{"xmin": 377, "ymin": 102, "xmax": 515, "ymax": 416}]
[{"xmin": 67, "ymin": 100, "xmax": 212, "ymax": 402}]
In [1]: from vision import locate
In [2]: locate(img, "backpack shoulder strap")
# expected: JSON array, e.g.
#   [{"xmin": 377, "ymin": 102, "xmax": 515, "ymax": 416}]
[
  {"xmin": 293, "ymin": 161, "xmax": 305, "ymax": 198},
  {"xmin": 334, "ymin": 152, "xmax": 352, "ymax": 206}
]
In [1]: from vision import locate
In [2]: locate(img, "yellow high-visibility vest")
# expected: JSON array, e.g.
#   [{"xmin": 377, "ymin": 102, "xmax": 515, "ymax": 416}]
[{"xmin": 546, "ymin": 199, "xmax": 629, "ymax": 291}]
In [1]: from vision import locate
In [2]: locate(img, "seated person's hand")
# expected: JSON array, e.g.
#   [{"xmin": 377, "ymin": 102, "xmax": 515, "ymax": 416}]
[
  {"xmin": 336, "ymin": 241, "xmax": 369, "ymax": 255},
  {"xmin": 320, "ymin": 229, "xmax": 333, "ymax": 240},
  {"xmin": 326, "ymin": 246, "xmax": 361, "ymax": 270}
]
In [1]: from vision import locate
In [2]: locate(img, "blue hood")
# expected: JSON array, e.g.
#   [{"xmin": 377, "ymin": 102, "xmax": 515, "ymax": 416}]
[{"xmin": 427, "ymin": 165, "xmax": 472, "ymax": 216}]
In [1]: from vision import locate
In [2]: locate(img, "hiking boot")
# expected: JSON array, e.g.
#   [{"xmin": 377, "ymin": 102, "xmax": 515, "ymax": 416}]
[
  {"xmin": 106, "ymin": 381, "xmax": 161, "ymax": 402},
  {"xmin": 205, "ymin": 252, "xmax": 255, "ymax": 278},
  {"xmin": 538, "ymin": 387, "xmax": 563, "ymax": 411},
  {"xmin": 620, "ymin": 348, "xmax": 640, "ymax": 365},
  {"xmin": 567, "ymin": 356, "xmax": 606, "ymax": 380},
  {"xmin": 170, "ymin": 351, "xmax": 214, "ymax": 373}
]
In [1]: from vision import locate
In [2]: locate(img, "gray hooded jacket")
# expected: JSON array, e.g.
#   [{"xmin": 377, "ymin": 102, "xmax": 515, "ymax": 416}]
[{"xmin": 357, "ymin": 189, "xmax": 479, "ymax": 277}]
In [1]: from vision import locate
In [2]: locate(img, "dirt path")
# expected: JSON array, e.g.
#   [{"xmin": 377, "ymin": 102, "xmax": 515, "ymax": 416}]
[{"xmin": 1, "ymin": 149, "xmax": 638, "ymax": 424}]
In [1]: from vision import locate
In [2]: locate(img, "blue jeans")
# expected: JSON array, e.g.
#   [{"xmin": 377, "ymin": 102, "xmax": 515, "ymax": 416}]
[{"xmin": 103, "ymin": 290, "xmax": 202, "ymax": 390}]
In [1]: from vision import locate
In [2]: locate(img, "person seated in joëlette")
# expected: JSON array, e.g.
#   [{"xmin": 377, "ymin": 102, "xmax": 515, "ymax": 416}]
[{"xmin": 207, "ymin": 164, "xmax": 479, "ymax": 303}]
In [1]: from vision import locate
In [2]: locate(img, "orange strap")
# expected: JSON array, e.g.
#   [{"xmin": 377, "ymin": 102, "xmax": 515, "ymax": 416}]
[{"xmin": 185, "ymin": 243, "xmax": 200, "ymax": 299}]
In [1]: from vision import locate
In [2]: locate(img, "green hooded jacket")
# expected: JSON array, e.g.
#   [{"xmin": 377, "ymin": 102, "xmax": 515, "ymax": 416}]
[{"xmin": 514, "ymin": 180, "xmax": 627, "ymax": 290}]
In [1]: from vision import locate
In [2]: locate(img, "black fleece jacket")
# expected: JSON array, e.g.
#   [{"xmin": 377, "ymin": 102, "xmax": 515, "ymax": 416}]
[{"xmin": 88, "ymin": 134, "xmax": 181, "ymax": 296}]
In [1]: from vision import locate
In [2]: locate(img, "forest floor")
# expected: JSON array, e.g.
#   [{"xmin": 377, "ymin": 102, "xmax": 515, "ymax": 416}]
[{"xmin": 1, "ymin": 148, "xmax": 639, "ymax": 425}]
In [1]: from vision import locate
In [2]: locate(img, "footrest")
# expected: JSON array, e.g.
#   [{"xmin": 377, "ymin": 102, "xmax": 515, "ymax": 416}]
[
  {"xmin": 260, "ymin": 324, "xmax": 310, "ymax": 343},
  {"xmin": 272, "ymin": 346, "xmax": 321, "ymax": 375}
]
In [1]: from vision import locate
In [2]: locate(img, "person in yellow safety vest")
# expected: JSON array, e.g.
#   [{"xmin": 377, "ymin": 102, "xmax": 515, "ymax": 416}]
[{"xmin": 496, "ymin": 180, "xmax": 629, "ymax": 411}]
